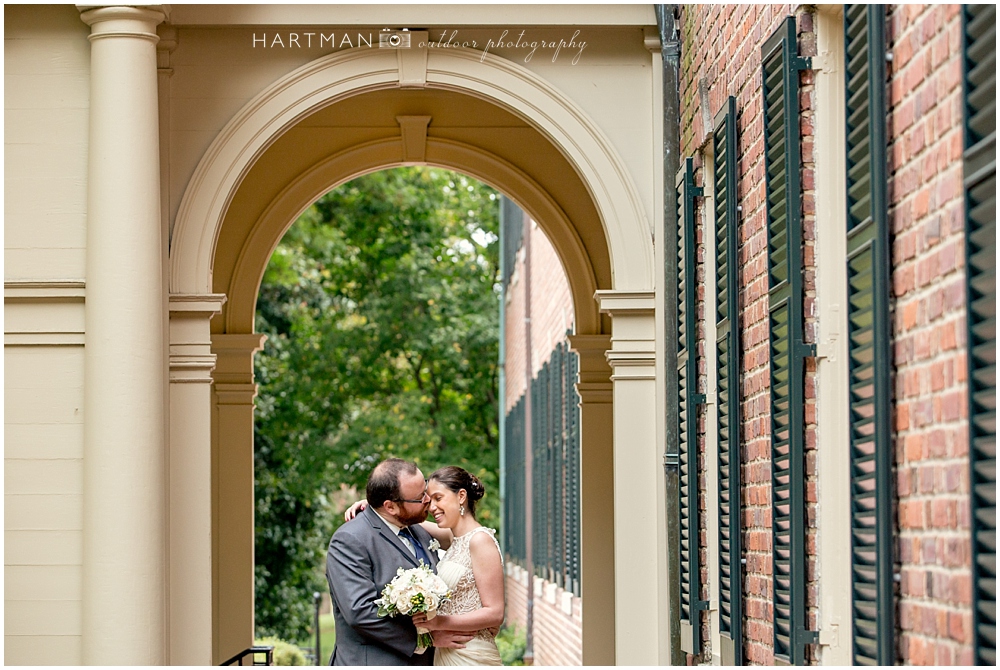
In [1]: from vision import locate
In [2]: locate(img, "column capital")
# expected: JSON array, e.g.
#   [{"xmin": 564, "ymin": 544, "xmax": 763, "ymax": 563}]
[
  {"xmin": 79, "ymin": 5, "xmax": 167, "ymax": 41},
  {"xmin": 211, "ymin": 333, "xmax": 267, "ymax": 395},
  {"xmin": 169, "ymin": 293, "xmax": 227, "ymax": 316},
  {"xmin": 568, "ymin": 334, "xmax": 613, "ymax": 404},
  {"xmin": 594, "ymin": 290, "xmax": 657, "ymax": 380},
  {"xmin": 169, "ymin": 295, "xmax": 225, "ymax": 383},
  {"xmin": 594, "ymin": 289, "xmax": 656, "ymax": 316}
]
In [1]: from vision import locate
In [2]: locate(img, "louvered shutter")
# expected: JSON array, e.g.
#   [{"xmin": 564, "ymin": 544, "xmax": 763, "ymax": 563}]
[
  {"xmin": 762, "ymin": 17, "xmax": 816, "ymax": 665},
  {"xmin": 713, "ymin": 95, "xmax": 744, "ymax": 666},
  {"xmin": 963, "ymin": 4, "xmax": 997, "ymax": 665},
  {"xmin": 568, "ymin": 345, "xmax": 582, "ymax": 596},
  {"xmin": 677, "ymin": 157, "xmax": 708, "ymax": 654},
  {"xmin": 504, "ymin": 397, "xmax": 526, "ymax": 562},
  {"xmin": 844, "ymin": 5, "xmax": 897, "ymax": 665}
]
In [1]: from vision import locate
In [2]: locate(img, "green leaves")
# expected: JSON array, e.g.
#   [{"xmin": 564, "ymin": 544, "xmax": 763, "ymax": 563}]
[{"xmin": 254, "ymin": 167, "xmax": 501, "ymax": 640}]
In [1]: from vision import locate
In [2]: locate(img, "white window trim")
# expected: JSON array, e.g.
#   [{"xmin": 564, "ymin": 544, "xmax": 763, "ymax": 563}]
[
  {"xmin": 702, "ymin": 145, "xmax": 723, "ymax": 666},
  {"xmin": 814, "ymin": 5, "xmax": 852, "ymax": 665}
]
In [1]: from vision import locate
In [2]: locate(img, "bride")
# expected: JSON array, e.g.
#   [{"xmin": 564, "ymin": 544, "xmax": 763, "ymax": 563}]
[
  {"xmin": 413, "ymin": 467, "xmax": 505, "ymax": 666},
  {"xmin": 343, "ymin": 466, "xmax": 505, "ymax": 666}
]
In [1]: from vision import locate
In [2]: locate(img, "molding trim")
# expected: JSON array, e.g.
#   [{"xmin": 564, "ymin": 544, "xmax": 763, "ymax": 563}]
[
  {"xmin": 213, "ymin": 382, "xmax": 259, "ymax": 406},
  {"xmin": 569, "ymin": 334, "xmax": 614, "ymax": 403},
  {"xmin": 5, "ymin": 280, "xmax": 86, "ymax": 302},
  {"xmin": 397, "ymin": 32, "xmax": 429, "ymax": 87},
  {"xmin": 169, "ymin": 44, "xmax": 652, "ymax": 302},
  {"xmin": 5, "ymin": 281, "xmax": 86, "ymax": 346},
  {"xmin": 169, "ymin": 295, "xmax": 226, "ymax": 383},
  {"xmin": 594, "ymin": 290, "xmax": 656, "ymax": 379},
  {"xmin": 4, "ymin": 332, "xmax": 85, "ymax": 347},
  {"xmin": 222, "ymin": 136, "xmax": 601, "ymax": 335},
  {"xmin": 170, "ymin": 355, "xmax": 217, "ymax": 383},
  {"xmin": 397, "ymin": 115, "xmax": 432, "ymax": 163},
  {"xmin": 595, "ymin": 289, "xmax": 656, "ymax": 315},
  {"xmin": 211, "ymin": 333, "xmax": 267, "ymax": 355},
  {"xmin": 169, "ymin": 293, "xmax": 227, "ymax": 315}
]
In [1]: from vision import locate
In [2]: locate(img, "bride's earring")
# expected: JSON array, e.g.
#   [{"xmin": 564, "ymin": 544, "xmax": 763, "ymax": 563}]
[{"xmin": 460, "ymin": 505, "xmax": 465, "ymax": 517}]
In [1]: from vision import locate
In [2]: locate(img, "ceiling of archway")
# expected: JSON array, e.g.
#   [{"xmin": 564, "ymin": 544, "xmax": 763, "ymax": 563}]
[{"xmin": 212, "ymin": 87, "xmax": 612, "ymax": 333}]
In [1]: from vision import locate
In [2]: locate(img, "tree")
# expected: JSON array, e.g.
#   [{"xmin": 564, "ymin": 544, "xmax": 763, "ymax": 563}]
[{"xmin": 253, "ymin": 167, "xmax": 501, "ymax": 640}]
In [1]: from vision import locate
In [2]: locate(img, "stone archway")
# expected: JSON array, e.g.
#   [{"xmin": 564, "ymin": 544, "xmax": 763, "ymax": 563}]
[{"xmin": 168, "ymin": 44, "xmax": 658, "ymax": 665}]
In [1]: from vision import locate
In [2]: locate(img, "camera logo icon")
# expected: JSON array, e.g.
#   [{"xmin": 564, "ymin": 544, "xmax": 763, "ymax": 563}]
[{"xmin": 379, "ymin": 29, "xmax": 411, "ymax": 49}]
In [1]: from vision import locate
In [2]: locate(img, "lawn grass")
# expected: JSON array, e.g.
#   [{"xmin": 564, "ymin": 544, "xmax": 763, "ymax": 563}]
[{"xmin": 318, "ymin": 612, "xmax": 336, "ymax": 664}]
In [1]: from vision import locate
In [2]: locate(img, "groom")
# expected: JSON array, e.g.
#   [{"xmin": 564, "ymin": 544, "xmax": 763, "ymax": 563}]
[{"xmin": 325, "ymin": 458, "xmax": 473, "ymax": 665}]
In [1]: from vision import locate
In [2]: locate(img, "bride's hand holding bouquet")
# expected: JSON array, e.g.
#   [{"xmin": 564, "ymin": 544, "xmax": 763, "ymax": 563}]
[{"xmin": 374, "ymin": 563, "xmax": 452, "ymax": 649}]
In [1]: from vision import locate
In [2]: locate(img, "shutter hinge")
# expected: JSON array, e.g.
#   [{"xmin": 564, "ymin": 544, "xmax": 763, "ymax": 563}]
[
  {"xmin": 800, "ymin": 629, "xmax": 819, "ymax": 645},
  {"xmin": 795, "ymin": 341, "xmax": 817, "ymax": 359},
  {"xmin": 663, "ymin": 451, "xmax": 680, "ymax": 472},
  {"xmin": 692, "ymin": 186, "xmax": 704, "ymax": 197},
  {"xmin": 791, "ymin": 56, "xmax": 812, "ymax": 71},
  {"xmin": 693, "ymin": 392, "xmax": 707, "ymax": 405}
]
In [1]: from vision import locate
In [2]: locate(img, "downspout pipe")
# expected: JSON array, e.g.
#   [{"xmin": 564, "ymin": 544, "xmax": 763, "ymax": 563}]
[
  {"xmin": 655, "ymin": 4, "xmax": 684, "ymax": 665},
  {"xmin": 498, "ymin": 199, "xmax": 508, "ymax": 564},
  {"xmin": 522, "ymin": 210, "xmax": 535, "ymax": 666}
]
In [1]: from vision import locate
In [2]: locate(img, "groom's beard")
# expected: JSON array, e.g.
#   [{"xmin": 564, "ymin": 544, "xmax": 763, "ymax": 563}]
[
  {"xmin": 396, "ymin": 504, "xmax": 430, "ymax": 527},
  {"xmin": 397, "ymin": 505, "xmax": 430, "ymax": 526}
]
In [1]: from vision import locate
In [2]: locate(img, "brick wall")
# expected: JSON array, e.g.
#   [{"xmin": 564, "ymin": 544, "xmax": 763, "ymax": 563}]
[
  {"xmin": 679, "ymin": 4, "xmax": 819, "ymax": 664},
  {"xmin": 676, "ymin": 2, "xmax": 974, "ymax": 666},
  {"xmin": 504, "ymin": 566, "xmax": 584, "ymax": 666},
  {"xmin": 504, "ymin": 219, "xmax": 576, "ymax": 414},
  {"xmin": 503, "ymin": 217, "xmax": 582, "ymax": 664},
  {"xmin": 887, "ymin": 4, "xmax": 973, "ymax": 665}
]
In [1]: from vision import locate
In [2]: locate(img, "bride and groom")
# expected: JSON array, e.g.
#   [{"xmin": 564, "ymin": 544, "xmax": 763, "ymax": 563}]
[{"xmin": 325, "ymin": 457, "xmax": 505, "ymax": 666}]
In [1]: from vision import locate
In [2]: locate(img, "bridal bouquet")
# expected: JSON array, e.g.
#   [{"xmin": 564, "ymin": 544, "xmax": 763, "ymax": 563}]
[{"xmin": 375, "ymin": 563, "xmax": 452, "ymax": 649}]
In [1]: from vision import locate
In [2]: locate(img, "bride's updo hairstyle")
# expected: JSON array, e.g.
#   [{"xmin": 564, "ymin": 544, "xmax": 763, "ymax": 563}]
[{"xmin": 429, "ymin": 466, "xmax": 485, "ymax": 516}]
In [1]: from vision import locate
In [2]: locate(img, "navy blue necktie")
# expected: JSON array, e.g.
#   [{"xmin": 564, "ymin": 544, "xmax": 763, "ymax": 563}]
[{"xmin": 400, "ymin": 527, "xmax": 431, "ymax": 565}]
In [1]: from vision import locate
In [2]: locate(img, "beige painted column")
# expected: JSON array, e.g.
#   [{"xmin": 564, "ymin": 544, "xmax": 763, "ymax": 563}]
[
  {"xmin": 211, "ymin": 333, "xmax": 266, "ymax": 664},
  {"xmin": 79, "ymin": 5, "xmax": 168, "ymax": 665},
  {"xmin": 595, "ymin": 290, "xmax": 665, "ymax": 665},
  {"xmin": 568, "ymin": 334, "xmax": 615, "ymax": 666},
  {"xmin": 168, "ymin": 295, "xmax": 226, "ymax": 664}
]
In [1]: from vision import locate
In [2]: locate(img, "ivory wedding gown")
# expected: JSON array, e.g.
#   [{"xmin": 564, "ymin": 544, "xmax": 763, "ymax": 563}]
[{"xmin": 433, "ymin": 527, "xmax": 504, "ymax": 666}]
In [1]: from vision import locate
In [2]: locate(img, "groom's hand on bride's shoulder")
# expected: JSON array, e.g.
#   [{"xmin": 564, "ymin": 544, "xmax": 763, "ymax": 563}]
[{"xmin": 429, "ymin": 630, "xmax": 474, "ymax": 649}]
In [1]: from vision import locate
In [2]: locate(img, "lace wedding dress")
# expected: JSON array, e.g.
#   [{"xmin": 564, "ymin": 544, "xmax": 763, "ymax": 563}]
[{"xmin": 433, "ymin": 527, "xmax": 504, "ymax": 666}]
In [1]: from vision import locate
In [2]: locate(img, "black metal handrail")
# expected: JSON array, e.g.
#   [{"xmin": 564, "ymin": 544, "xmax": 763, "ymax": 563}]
[{"xmin": 220, "ymin": 645, "xmax": 274, "ymax": 666}]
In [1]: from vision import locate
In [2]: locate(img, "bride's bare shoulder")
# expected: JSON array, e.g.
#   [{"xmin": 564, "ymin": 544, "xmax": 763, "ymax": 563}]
[{"xmin": 468, "ymin": 528, "xmax": 501, "ymax": 555}]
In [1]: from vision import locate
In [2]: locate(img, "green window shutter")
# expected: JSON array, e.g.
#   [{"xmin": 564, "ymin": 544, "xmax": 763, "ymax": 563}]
[
  {"xmin": 714, "ymin": 95, "xmax": 744, "ymax": 666},
  {"xmin": 568, "ymin": 344, "xmax": 582, "ymax": 596},
  {"xmin": 677, "ymin": 156, "xmax": 708, "ymax": 654},
  {"xmin": 844, "ymin": 5, "xmax": 897, "ymax": 665},
  {"xmin": 762, "ymin": 16, "xmax": 816, "ymax": 665},
  {"xmin": 963, "ymin": 4, "xmax": 997, "ymax": 665},
  {"xmin": 504, "ymin": 397, "xmax": 526, "ymax": 563}
]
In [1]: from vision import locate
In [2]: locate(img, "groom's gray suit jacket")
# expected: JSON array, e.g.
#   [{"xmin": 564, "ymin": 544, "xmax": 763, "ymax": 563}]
[{"xmin": 326, "ymin": 505, "xmax": 440, "ymax": 666}]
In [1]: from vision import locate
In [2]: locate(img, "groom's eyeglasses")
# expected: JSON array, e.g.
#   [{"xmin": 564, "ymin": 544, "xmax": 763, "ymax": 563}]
[
  {"xmin": 394, "ymin": 482, "xmax": 430, "ymax": 504},
  {"xmin": 394, "ymin": 492, "xmax": 430, "ymax": 504}
]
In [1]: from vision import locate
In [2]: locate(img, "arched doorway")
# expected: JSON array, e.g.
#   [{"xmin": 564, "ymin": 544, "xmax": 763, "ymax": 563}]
[{"xmin": 169, "ymin": 45, "xmax": 657, "ymax": 665}]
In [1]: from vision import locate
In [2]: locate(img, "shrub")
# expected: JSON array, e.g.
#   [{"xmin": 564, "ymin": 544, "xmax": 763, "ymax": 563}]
[
  {"xmin": 496, "ymin": 624, "xmax": 526, "ymax": 666},
  {"xmin": 254, "ymin": 637, "xmax": 308, "ymax": 666}
]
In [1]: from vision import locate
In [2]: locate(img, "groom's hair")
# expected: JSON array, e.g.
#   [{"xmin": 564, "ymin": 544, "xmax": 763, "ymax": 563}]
[{"xmin": 367, "ymin": 458, "xmax": 420, "ymax": 508}]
